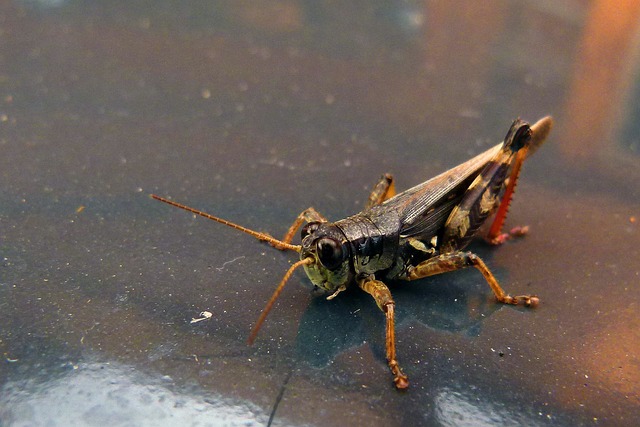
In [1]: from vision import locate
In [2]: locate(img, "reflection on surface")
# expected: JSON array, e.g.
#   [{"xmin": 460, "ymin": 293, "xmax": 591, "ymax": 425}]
[
  {"xmin": 434, "ymin": 387, "xmax": 543, "ymax": 427},
  {"xmin": 0, "ymin": 360, "xmax": 267, "ymax": 427}
]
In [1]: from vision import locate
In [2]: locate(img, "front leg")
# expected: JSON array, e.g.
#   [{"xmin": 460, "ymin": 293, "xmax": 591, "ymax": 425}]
[
  {"xmin": 406, "ymin": 251, "xmax": 539, "ymax": 307},
  {"xmin": 271, "ymin": 207, "xmax": 327, "ymax": 249},
  {"xmin": 358, "ymin": 276, "xmax": 409, "ymax": 389}
]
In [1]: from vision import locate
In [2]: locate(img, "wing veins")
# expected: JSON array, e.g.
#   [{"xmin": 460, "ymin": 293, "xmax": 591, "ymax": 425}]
[{"xmin": 388, "ymin": 142, "xmax": 502, "ymax": 232}]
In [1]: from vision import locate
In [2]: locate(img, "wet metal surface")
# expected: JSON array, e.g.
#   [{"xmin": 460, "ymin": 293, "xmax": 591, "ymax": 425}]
[{"xmin": 1, "ymin": 1, "xmax": 639, "ymax": 426}]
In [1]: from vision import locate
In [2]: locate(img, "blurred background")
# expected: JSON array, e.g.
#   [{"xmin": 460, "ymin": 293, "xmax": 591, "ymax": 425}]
[{"xmin": 1, "ymin": 1, "xmax": 639, "ymax": 426}]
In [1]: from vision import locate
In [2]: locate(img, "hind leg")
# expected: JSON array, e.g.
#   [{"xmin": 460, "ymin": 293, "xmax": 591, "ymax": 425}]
[
  {"xmin": 485, "ymin": 148, "xmax": 529, "ymax": 245},
  {"xmin": 406, "ymin": 251, "xmax": 538, "ymax": 307}
]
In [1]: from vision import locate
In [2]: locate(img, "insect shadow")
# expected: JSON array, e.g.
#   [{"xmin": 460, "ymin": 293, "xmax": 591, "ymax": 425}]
[{"xmin": 294, "ymin": 255, "xmax": 503, "ymax": 369}]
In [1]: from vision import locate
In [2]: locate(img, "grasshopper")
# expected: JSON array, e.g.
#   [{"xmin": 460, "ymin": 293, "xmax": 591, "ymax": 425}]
[{"xmin": 152, "ymin": 116, "xmax": 553, "ymax": 389}]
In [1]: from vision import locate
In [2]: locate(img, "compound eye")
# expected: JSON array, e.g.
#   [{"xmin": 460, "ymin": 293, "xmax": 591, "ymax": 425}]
[
  {"xmin": 316, "ymin": 237, "xmax": 344, "ymax": 270},
  {"xmin": 301, "ymin": 221, "xmax": 321, "ymax": 240}
]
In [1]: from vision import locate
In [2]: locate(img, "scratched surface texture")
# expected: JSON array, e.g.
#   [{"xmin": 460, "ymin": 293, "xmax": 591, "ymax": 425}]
[{"xmin": 1, "ymin": 1, "xmax": 639, "ymax": 426}]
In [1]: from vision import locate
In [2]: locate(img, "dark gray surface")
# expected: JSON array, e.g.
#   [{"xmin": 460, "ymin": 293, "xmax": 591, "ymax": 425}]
[{"xmin": 1, "ymin": 1, "xmax": 639, "ymax": 426}]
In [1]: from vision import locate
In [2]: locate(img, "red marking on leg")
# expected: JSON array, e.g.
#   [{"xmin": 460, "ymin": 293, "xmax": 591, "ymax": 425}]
[{"xmin": 487, "ymin": 148, "xmax": 528, "ymax": 240}]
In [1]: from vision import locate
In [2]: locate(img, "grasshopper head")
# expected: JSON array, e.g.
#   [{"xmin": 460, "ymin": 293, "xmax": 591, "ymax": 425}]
[{"xmin": 300, "ymin": 222, "xmax": 352, "ymax": 292}]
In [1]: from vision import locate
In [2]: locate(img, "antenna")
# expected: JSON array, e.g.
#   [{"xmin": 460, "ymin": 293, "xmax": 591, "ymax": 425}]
[
  {"xmin": 151, "ymin": 194, "xmax": 313, "ymax": 345},
  {"xmin": 248, "ymin": 257, "xmax": 314, "ymax": 345},
  {"xmin": 150, "ymin": 194, "xmax": 301, "ymax": 252}
]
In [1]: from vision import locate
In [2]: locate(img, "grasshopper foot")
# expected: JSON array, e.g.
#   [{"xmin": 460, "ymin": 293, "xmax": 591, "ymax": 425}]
[
  {"xmin": 394, "ymin": 375, "xmax": 409, "ymax": 390},
  {"xmin": 389, "ymin": 360, "xmax": 409, "ymax": 390},
  {"xmin": 487, "ymin": 225, "xmax": 530, "ymax": 245},
  {"xmin": 508, "ymin": 225, "xmax": 529, "ymax": 238},
  {"xmin": 499, "ymin": 294, "xmax": 539, "ymax": 307}
]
